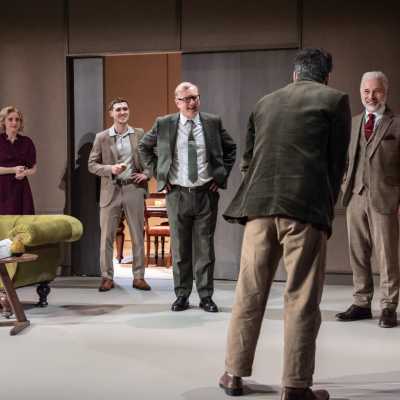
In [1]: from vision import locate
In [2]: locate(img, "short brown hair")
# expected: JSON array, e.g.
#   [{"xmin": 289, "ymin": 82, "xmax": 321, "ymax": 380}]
[
  {"xmin": 0, "ymin": 106, "xmax": 24, "ymax": 132},
  {"xmin": 108, "ymin": 97, "xmax": 129, "ymax": 111}
]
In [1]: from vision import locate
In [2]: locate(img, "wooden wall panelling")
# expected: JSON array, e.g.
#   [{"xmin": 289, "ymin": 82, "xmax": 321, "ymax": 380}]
[{"xmin": 104, "ymin": 53, "xmax": 181, "ymax": 193}]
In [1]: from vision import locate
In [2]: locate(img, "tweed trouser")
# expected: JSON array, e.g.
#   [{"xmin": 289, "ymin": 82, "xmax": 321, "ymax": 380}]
[
  {"xmin": 347, "ymin": 191, "xmax": 399, "ymax": 310},
  {"xmin": 225, "ymin": 216, "xmax": 327, "ymax": 388}
]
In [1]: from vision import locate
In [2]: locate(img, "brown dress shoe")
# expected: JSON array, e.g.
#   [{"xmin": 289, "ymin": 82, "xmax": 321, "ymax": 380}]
[
  {"xmin": 219, "ymin": 372, "xmax": 243, "ymax": 396},
  {"xmin": 98, "ymin": 278, "xmax": 114, "ymax": 292},
  {"xmin": 379, "ymin": 308, "xmax": 398, "ymax": 328},
  {"xmin": 281, "ymin": 387, "xmax": 329, "ymax": 400},
  {"xmin": 132, "ymin": 278, "xmax": 151, "ymax": 291},
  {"xmin": 335, "ymin": 304, "xmax": 372, "ymax": 321}
]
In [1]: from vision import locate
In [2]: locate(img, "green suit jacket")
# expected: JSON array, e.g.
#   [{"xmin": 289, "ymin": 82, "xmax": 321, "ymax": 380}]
[
  {"xmin": 138, "ymin": 112, "xmax": 236, "ymax": 191},
  {"xmin": 223, "ymin": 79, "xmax": 351, "ymax": 235}
]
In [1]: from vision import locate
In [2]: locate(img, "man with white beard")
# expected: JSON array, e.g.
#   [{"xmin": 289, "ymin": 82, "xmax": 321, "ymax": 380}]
[{"xmin": 337, "ymin": 71, "xmax": 400, "ymax": 328}]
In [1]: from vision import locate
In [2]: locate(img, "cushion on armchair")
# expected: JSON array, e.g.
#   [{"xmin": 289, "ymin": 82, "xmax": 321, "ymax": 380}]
[
  {"xmin": 9, "ymin": 220, "xmax": 73, "ymax": 246},
  {"xmin": 0, "ymin": 214, "xmax": 83, "ymax": 288}
]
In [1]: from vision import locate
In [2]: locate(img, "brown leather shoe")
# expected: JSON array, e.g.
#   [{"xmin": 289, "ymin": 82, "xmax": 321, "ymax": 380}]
[
  {"xmin": 281, "ymin": 387, "xmax": 329, "ymax": 400},
  {"xmin": 379, "ymin": 308, "xmax": 398, "ymax": 328},
  {"xmin": 219, "ymin": 372, "xmax": 243, "ymax": 396},
  {"xmin": 98, "ymin": 278, "xmax": 114, "ymax": 292},
  {"xmin": 132, "ymin": 278, "xmax": 151, "ymax": 291}
]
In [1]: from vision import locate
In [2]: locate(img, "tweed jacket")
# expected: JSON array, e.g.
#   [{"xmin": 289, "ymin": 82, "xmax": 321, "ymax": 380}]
[
  {"xmin": 223, "ymin": 79, "xmax": 351, "ymax": 235},
  {"xmin": 341, "ymin": 108, "xmax": 400, "ymax": 214},
  {"xmin": 138, "ymin": 112, "xmax": 236, "ymax": 191},
  {"xmin": 88, "ymin": 127, "xmax": 149, "ymax": 207}
]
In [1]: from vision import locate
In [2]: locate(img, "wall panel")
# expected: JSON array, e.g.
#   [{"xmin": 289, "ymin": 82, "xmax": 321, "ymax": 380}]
[
  {"xmin": 182, "ymin": 0, "xmax": 299, "ymax": 52},
  {"xmin": 68, "ymin": 0, "xmax": 180, "ymax": 54},
  {"xmin": 303, "ymin": 0, "xmax": 400, "ymax": 114},
  {"xmin": 183, "ymin": 50, "xmax": 296, "ymax": 279},
  {"xmin": 71, "ymin": 58, "xmax": 104, "ymax": 275}
]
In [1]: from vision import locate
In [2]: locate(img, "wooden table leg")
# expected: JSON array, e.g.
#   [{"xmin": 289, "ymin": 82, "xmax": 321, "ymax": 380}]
[{"xmin": 0, "ymin": 263, "xmax": 30, "ymax": 336}]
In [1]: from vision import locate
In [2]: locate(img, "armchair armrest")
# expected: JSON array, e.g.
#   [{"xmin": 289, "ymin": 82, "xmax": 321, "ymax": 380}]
[{"xmin": 8, "ymin": 215, "xmax": 83, "ymax": 247}]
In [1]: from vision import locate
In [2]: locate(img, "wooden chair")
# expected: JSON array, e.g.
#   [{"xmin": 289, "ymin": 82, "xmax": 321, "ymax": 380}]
[
  {"xmin": 144, "ymin": 193, "xmax": 171, "ymax": 267},
  {"xmin": 115, "ymin": 212, "xmax": 125, "ymax": 263}
]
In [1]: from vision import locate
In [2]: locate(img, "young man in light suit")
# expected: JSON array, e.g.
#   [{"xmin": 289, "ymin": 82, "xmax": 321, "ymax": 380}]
[{"xmin": 88, "ymin": 98, "xmax": 151, "ymax": 292}]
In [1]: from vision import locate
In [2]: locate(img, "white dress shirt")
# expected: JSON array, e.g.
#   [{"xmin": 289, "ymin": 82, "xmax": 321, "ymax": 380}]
[
  {"xmin": 364, "ymin": 104, "xmax": 385, "ymax": 131},
  {"xmin": 168, "ymin": 113, "xmax": 212, "ymax": 187},
  {"xmin": 109, "ymin": 125, "xmax": 135, "ymax": 180}
]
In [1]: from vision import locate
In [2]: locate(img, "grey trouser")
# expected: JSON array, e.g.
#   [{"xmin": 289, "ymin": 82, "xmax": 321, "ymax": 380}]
[
  {"xmin": 225, "ymin": 217, "xmax": 327, "ymax": 388},
  {"xmin": 347, "ymin": 191, "xmax": 399, "ymax": 310},
  {"xmin": 100, "ymin": 184, "xmax": 145, "ymax": 279},
  {"xmin": 166, "ymin": 185, "xmax": 219, "ymax": 298}
]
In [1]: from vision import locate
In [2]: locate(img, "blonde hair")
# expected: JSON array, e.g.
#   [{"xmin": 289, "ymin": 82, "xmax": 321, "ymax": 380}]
[{"xmin": 0, "ymin": 106, "xmax": 24, "ymax": 132}]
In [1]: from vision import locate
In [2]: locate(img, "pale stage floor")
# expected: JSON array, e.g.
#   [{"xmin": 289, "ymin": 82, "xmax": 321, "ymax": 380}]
[{"xmin": 1, "ymin": 273, "xmax": 400, "ymax": 400}]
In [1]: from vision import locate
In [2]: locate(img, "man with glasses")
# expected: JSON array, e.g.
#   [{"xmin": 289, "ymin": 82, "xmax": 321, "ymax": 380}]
[
  {"xmin": 139, "ymin": 82, "xmax": 236, "ymax": 312},
  {"xmin": 89, "ymin": 98, "xmax": 151, "ymax": 292}
]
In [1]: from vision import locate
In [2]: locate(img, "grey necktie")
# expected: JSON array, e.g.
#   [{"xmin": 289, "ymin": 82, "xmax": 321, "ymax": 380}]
[{"xmin": 187, "ymin": 120, "xmax": 198, "ymax": 183}]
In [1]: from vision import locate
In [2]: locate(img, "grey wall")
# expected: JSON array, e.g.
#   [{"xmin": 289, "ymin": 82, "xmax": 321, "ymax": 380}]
[
  {"xmin": 71, "ymin": 58, "xmax": 104, "ymax": 276},
  {"xmin": 183, "ymin": 50, "xmax": 296, "ymax": 279}
]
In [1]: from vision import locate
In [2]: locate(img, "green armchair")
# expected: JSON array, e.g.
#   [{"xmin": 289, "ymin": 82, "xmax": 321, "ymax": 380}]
[{"xmin": 0, "ymin": 215, "xmax": 83, "ymax": 315}]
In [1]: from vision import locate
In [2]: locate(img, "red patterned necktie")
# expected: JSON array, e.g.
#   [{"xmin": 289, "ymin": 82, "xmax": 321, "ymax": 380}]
[{"xmin": 364, "ymin": 113, "xmax": 375, "ymax": 140}]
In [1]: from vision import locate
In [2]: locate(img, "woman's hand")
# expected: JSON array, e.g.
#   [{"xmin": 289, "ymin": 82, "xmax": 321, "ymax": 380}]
[{"xmin": 14, "ymin": 166, "xmax": 25, "ymax": 179}]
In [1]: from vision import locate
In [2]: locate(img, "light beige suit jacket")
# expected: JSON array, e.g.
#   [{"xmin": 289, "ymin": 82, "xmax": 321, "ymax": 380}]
[
  {"xmin": 341, "ymin": 108, "xmax": 400, "ymax": 214},
  {"xmin": 88, "ymin": 127, "xmax": 150, "ymax": 207}
]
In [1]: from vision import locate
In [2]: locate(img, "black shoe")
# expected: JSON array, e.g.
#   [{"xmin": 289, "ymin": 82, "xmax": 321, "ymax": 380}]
[
  {"xmin": 379, "ymin": 308, "xmax": 398, "ymax": 328},
  {"xmin": 335, "ymin": 304, "xmax": 372, "ymax": 321},
  {"xmin": 199, "ymin": 297, "xmax": 219, "ymax": 313},
  {"xmin": 171, "ymin": 296, "xmax": 189, "ymax": 311}
]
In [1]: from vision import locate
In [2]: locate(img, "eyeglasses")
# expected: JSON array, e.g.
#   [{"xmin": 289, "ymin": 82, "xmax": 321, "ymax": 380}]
[
  {"xmin": 176, "ymin": 95, "xmax": 200, "ymax": 103},
  {"xmin": 114, "ymin": 106, "xmax": 129, "ymax": 112}
]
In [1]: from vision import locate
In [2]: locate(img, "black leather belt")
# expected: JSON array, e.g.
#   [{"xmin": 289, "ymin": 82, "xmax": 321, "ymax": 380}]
[
  {"xmin": 171, "ymin": 182, "xmax": 212, "ymax": 192},
  {"xmin": 115, "ymin": 178, "xmax": 135, "ymax": 186}
]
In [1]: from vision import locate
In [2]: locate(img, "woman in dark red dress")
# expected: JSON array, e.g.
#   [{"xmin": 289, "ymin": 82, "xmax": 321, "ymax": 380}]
[{"xmin": 0, "ymin": 106, "xmax": 37, "ymax": 214}]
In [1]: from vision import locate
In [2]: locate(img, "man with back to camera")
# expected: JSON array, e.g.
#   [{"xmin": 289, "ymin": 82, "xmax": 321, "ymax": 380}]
[
  {"xmin": 336, "ymin": 72, "xmax": 400, "ymax": 328},
  {"xmin": 138, "ymin": 82, "xmax": 236, "ymax": 313},
  {"xmin": 219, "ymin": 48, "xmax": 351, "ymax": 399},
  {"xmin": 88, "ymin": 98, "xmax": 151, "ymax": 292}
]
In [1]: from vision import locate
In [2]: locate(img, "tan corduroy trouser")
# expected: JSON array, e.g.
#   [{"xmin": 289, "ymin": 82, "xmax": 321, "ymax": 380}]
[{"xmin": 225, "ymin": 217, "xmax": 327, "ymax": 388}]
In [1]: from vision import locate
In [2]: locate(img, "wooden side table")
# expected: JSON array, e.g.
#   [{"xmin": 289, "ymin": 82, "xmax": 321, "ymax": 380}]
[{"xmin": 0, "ymin": 253, "xmax": 38, "ymax": 336}]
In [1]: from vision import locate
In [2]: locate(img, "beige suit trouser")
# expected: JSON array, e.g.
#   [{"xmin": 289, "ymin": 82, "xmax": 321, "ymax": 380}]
[
  {"xmin": 347, "ymin": 190, "xmax": 399, "ymax": 310},
  {"xmin": 225, "ymin": 217, "xmax": 327, "ymax": 388},
  {"xmin": 100, "ymin": 184, "xmax": 145, "ymax": 280}
]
